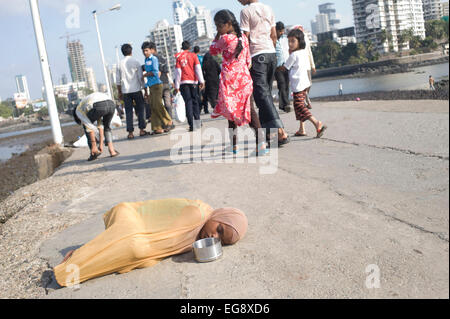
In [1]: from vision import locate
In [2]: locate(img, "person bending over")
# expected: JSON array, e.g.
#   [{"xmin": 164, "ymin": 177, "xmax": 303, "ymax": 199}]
[{"xmin": 73, "ymin": 92, "xmax": 120, "ymax": 161}]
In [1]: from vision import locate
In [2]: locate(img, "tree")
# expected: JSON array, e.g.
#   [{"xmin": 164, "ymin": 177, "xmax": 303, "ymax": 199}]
[
  {"xmin": 425, "ymin": 20, "xmax": 448, "ymax": 40},
  {"xmin": 0, "ymin": 102, "xmax": 13, "ymax": 118},
  {"xmin": 398, "ymin": 28, "xmax": 415, "ymax": 51},
  {"xmin": 377, "ymin": 29, "xmax": 393, "ymax": 52},
  {"xmin": 55, "ymin": 96, "xmax": 69, "ymax": 113},
  {"xmin": 37, "ymin": 107, "xmax": 49, "ymax": 117}
]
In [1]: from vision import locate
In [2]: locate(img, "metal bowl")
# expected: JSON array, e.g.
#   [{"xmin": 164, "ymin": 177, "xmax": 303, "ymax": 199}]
[{"xmin": 193, "ymin": 238, "xmax": 223, "ymax": 263}]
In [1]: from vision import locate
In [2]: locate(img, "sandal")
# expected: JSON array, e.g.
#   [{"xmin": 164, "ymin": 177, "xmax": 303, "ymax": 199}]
[
  {"xmin": 110, "ymin": 151, "xmax": 120, "ymax": 158},
  {"xmin": 140, "ymin": 131, "xmax": 150, "ymax": 137},
  {"xmin": 278, "ymin": 136, "xmax": 291, "ymax": 147},
  {"xmin": 295, "ymin": 131, "xmax": 308, "ymax": 137},
  {"xmin": 164, "ymin": 124, "xmax": 176, "ymax": 132},
  {"xmin": 88, "ymin": 152, "xmax": 100, "ymax": 162},
  {"xmin": 316, "ymin": 125, "xmax": 327, "ymax": 138},
  {"xmin": 128, "ymin": 133, "xmax": 135, "ymax": 140},
  {"xmin": 257, "ymin": 143, "xmax": 269, "ymax": 156}
]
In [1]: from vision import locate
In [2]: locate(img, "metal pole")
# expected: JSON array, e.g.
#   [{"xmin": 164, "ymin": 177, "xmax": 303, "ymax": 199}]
[
  {"xmin": 93, "ymin": 11, "xmax": 113, "ymax": 99},
  {"xmin": 29, "ymin": 0, "xmax": 63, "ymax": 145}
]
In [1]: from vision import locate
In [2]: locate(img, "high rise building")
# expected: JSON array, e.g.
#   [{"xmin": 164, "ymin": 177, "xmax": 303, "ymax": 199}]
[
  {"xmin": 60, "ymin": 74, "xmax": 68, "ymax": 85},
  {"xmin": 352, "ymin": 0, "xmax": 426, "ymax": 53},
  {"xmin": 148, "ymin": 20, "xmax": 184, "ymax": 77},
  {"xmin": 319, "ymin": 3, "xmax": 340, "ymax": 30},
  {"xmin": 173, "ymin": 0, "xmax": 196, "ymax": 25},
  {"xmin": 311, "ymin": 13, "xmax": 330, "ymax": 35},
  {"xmin": 181, "ymin": 6, "xmax": 214, "ymax": 44},
  {"xmin": 85, "ymin": 67, "xmax": 98, "ymax": 92},
  {"xmin": 108, "ymin": 64, "xmax": 118, "ymax": 89},
  {"xmin": 441, "ymin": 0, "xmax": 449, "ymax": 17},
  {"xmin": 423, "ymin": 0, "xmax": 444, "ymax": 20},
  {"xmin": 15, "ymin": 75, "xmax": 31, "ymax": 101},
  {"xmin": 67, "ymin": 40, "xmax": 88, "ymax": 83}
]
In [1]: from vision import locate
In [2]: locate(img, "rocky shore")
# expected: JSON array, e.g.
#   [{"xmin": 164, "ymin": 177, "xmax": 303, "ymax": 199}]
[{"xmin": 314, "ymin": 55, "xmax": 449, "ymax": 80}]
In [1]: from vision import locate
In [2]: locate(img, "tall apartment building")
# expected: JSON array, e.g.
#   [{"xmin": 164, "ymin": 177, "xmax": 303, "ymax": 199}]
[
  {"xmin": 311, "ymin": 13, "xmax": 331, "ymax": 35},
  {"xmin": 319, "ymin": 3, "xmax": 341, "ymax": 30},
  {"xmin": 352, "ymin": 0, "xmax": 426, "ymax": 53},
  {"xmin": 67, "ymin": 40, "xmax": 88, "ymax": 83},
  {"xmin": 423, "ymin": 0, "xmax": 444, "ymax": 20},
  {"xmin": 441, "ymin": 0, "xmax": 449, "ymax": 17},
  {"xmin": 173, "ymin": 0, "xmax": 196, "ymax": 25},
  {"xmin": 15, "ymin": 75, "xmax": 31, "ymax": 101},
  {"xmin": 85, "ymin": 67, "xmax": 98, "ymax": 92},
  {"xmin": 148, "ymin": 20, "xmax": 184, "ymax": 77},
  {"xmin": 181, "ymin": 6, "xmax": 214, "ymax": 44}
]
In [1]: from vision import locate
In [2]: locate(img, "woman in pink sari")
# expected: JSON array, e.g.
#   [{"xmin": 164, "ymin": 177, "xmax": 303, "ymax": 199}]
[{"xmin": 210, "ymin": 9, "xmax": 268, "ymax": 155}]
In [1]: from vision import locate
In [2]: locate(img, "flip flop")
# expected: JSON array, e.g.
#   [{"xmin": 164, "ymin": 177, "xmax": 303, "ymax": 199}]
[
  {"xmin": 295, "ymin": 131, "xmax": 308, "ymax": 137},
  {"xmin": 88, "ymin": 153, "xmax": 100, "ymax": 162},
  {"xmin": 127, "ymin": 134, "xmax": 135, "ymax": 140},
  {"xmin": 110, "ymin": 151, "xmax": 120, "ymax": 158},
  {"xmin": 316, "ymin": 125, "xmax": 328, "ymax": 138}
]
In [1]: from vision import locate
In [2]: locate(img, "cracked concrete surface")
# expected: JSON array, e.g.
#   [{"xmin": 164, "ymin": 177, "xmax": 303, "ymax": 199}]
[{"xmin": 1, "ymin": 100, "xmax": 448, "ymax": 298}]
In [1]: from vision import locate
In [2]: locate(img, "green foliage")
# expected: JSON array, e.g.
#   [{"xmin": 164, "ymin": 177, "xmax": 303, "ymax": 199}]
[
  {"xmin": 313, "ymin": 40, "xmax": 376, "ymax": 69},
  {"xmin": 425, "ymin": 20, "xmax": 449, "ymax": 40},
  {"xmin": 55, "ymin": 95, "xmax": 69, "ymax": 113},
  {"xmin": 0, "ymin": 102, "xmax": 13, "ymax": 118},
  {"xmin": 37, "ymin": 107, "xmax": 49, "ymax": 117}
]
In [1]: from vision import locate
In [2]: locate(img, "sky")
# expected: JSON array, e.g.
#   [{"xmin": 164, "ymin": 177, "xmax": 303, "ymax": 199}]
[{"xmin": 0, "ymin": 0, "xmax": 354, "ymax": 100}]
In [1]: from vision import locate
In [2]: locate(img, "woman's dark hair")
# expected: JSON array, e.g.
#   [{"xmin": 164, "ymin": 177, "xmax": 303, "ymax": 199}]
[
  {"xmin": 121, "ymin": 43, "xmax": 133, "ymax": 56},
  {"xmin": 193, "ymin": 46, "xmax": 200, "ymax": 54},
  {"xmin": 72, "ymin": 107, "xmax": 81, "ymax": 125},
  {"xmin": 214, "ymin": 9, "xmax": 243, "ymax": 59},
  {"xmin": 182, "ymin": 41, "xmax": 191, "ymax": 51},
  {"xmin": 287, "ymin": 29, "xmax": 306, "ymax": 51}
]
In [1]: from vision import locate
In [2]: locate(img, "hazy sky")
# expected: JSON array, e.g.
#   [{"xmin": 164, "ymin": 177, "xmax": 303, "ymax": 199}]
[{"xmin": 0, "ymin": 0, "xmax": 354, "ymax": 100}]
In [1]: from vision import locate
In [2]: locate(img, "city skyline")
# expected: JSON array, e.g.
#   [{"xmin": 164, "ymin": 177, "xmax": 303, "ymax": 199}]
[{"xmin": 0, "ymin": 0, "xmax": 361, "ymax": 100}]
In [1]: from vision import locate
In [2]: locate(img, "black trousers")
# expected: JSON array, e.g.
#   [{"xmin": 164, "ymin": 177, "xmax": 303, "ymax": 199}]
[
  {"xmin": 275, "ymin": 67, "xmax": 290, "ymax": 110},
  {"xmin": 180, "ymin": 84, "xmax": 201, "ymax": 130},
  {"xmin": 250, "ymin": 53, "xmax": 284, "ymax": 130},
  {"xmin": 202, "ymin": 82, "xmax": 219, "ymax": 113}
]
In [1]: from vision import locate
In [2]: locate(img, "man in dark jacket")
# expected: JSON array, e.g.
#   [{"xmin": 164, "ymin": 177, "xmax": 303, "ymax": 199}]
[{"xmin": 201, "ymin": 52, "xmax": 221, "ymax": 114}]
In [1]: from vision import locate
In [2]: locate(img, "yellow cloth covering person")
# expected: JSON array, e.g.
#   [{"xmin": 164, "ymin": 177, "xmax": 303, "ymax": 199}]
[{"xmin": 54, "ymin": 199, "xmax": 248, "ymax": 287}]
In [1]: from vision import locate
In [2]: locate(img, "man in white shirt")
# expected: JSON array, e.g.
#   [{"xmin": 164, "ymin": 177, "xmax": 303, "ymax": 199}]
[
  {"xmin": 275, "ymin": 21, "xmax": 292, "ymax": 113},
  {"xmin": 238, "ymin": 0, "xmax": 290, "ymax": 146},
  {"xmin": 117, "ymin": 44, "xmax": 148, "ymax": 139}
]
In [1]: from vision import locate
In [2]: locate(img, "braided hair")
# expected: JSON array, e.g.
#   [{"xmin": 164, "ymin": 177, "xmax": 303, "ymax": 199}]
[{"xmin": 214, "ymin": 9, "xmax": 244, "ymax": 59}]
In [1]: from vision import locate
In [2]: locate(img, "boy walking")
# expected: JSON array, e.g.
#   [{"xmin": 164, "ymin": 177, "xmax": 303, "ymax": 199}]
[{"xmin": 142, "ymin": 42, "xmax": 174, "ymax": 134}]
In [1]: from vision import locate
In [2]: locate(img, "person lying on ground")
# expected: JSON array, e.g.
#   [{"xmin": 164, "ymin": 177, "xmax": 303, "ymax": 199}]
[{"xmin": 54, "ymin": 199, "xmax": 248, "ymax": 287}]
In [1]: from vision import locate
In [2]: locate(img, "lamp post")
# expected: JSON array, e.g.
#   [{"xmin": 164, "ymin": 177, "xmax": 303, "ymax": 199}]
[
  {"xmin": 29, "ymin": 0, "xmax": 63, "ymax": 145},
  {"xmin": 92, "ymin": 4, "xmax": 121, "ymax": 100}
]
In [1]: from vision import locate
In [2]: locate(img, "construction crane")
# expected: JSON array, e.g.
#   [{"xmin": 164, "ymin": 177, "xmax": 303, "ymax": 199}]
[{"xmin": 59, "ymin": 30, "xmax": 89, "ymax": 42}]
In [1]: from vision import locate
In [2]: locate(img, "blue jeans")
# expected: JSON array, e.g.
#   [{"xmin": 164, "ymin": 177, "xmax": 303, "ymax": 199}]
[{"xmin": 123, "ymin": 91, "xmax": 147, "ymax": 132}]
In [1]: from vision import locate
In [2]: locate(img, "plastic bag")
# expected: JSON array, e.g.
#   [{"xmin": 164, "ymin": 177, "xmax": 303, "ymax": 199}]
[
  {"xmin": 173, "ymin": 93, "xmax": 186, "ymax": 123},
  {"xmin": 111, "ymin": 109, "xmax": 122, "ymax": 128},
  {"xmin": 73, "ymin": 135, "xmax": 89, "ymax": 148}
]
